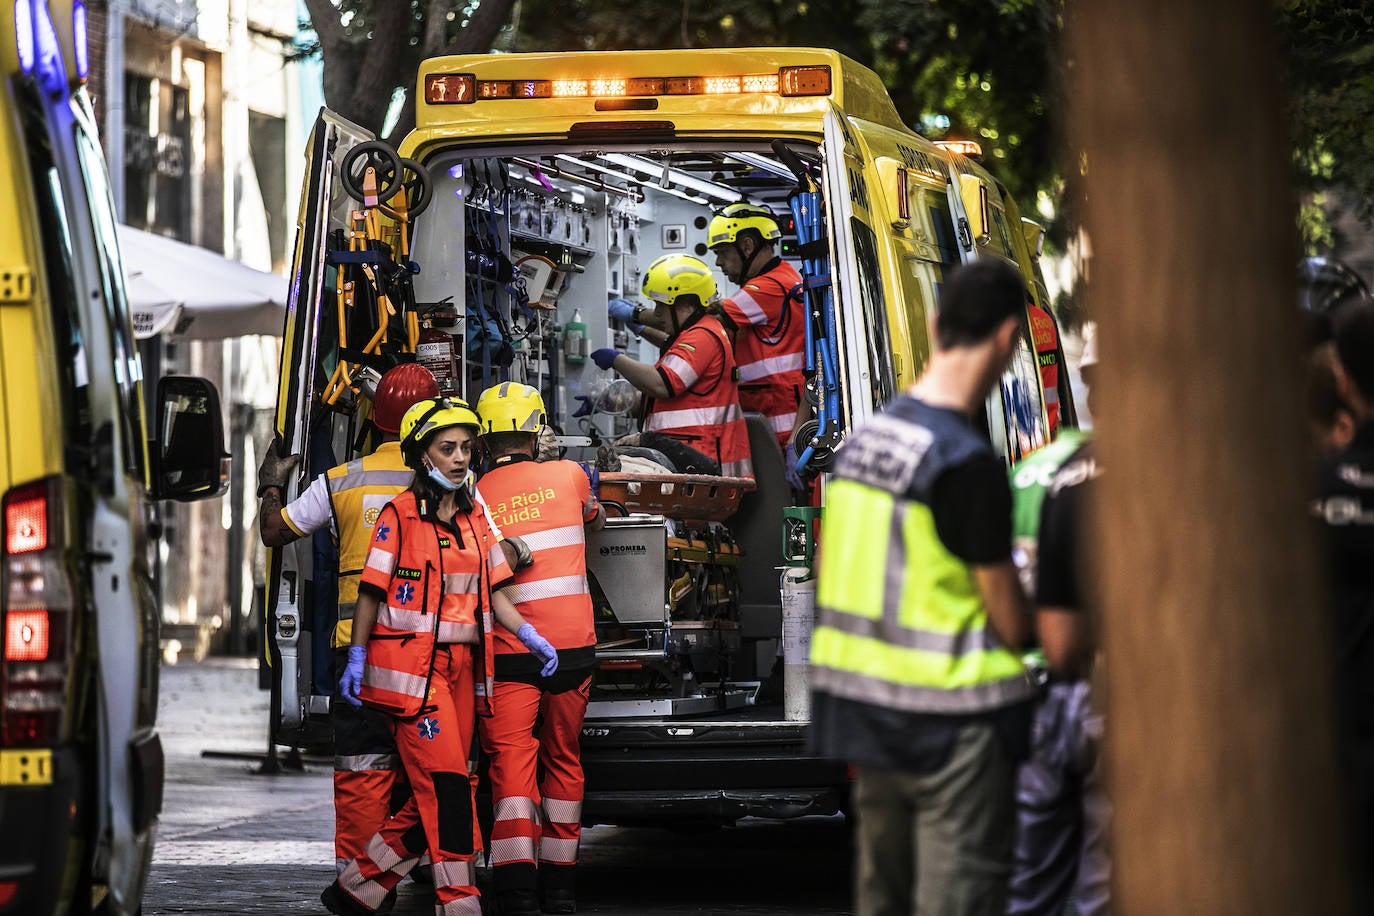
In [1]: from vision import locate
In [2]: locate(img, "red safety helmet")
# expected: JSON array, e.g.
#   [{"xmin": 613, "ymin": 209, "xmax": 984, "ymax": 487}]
[{"xmin": 372, "ymin": 364, "xmax": 439, "ymax": 434}]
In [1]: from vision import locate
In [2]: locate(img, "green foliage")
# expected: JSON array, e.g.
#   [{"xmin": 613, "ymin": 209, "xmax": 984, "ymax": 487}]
[
  {"xmin": 1279, "ymin": 2, "xmax": 1374, "ymax": 234},
  {"xmin": 509, "ymin": 0, "xmax": 1064, "ymax": 215}
]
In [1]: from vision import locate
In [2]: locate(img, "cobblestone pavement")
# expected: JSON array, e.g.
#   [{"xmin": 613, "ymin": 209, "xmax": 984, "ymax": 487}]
[{"xmin": 146, "ymin": 658, "xmax": 852, "ymax": 916}]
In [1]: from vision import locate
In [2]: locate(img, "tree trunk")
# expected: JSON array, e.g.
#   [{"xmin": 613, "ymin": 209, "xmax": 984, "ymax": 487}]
[
  {"xmin": 1068, "ymin": 1, "xmax": 1350, "ymax": 913},
  {"xmin": 386, "ymin": 0, "xmax": 518, "ymax": 146}
]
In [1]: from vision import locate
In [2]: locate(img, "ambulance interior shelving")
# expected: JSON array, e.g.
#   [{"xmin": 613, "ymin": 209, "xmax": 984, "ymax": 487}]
[{"xmin": 406, "ymin": 144, "xmax": 820, "ymax": 715}]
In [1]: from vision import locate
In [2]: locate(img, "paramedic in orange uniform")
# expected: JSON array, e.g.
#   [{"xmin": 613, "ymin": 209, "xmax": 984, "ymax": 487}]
[
  {"xmin": 473, "ymin": 382, "xmax": 605, "ymax": 916},
  {"xmin": 591, "ymin": 254, "xmax": 754, "ymax": 480},
  {"xmin": 321, "ymin": 398, "xmax": 559, "ymax": 916},
  {"xmin": 258, "ymin": 363, "xmax": 437, "ymax": 871},
  {"xmin": 706, "ymin": 204, "xmax": 807, "ymax": 451}
]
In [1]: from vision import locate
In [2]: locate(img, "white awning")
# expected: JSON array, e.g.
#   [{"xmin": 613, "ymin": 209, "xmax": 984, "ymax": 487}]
[{"xmin": 119, "ymin": 225, "xmax": 288, "ymax": 340}]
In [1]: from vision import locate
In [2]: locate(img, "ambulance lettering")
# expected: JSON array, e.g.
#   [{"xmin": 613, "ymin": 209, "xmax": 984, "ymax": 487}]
[{"xmin": 848, "ymin": 167, "xmax": 870, "ymax": 212}]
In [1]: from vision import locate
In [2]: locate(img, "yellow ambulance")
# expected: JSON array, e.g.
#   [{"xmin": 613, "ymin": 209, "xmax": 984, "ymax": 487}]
[
  {"xmin": 0, "ymin": 2, "xmax": 226, "ymax": 913},
  {"xmin": 269, "ymin": 47, "xmax": 1070, "ymax": 826}
]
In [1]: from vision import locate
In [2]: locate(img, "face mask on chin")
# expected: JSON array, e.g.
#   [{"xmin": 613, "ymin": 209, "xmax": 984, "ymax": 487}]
[{"xmin": 427, "ymin": 465, "xmax": 474, "ymax": 493}]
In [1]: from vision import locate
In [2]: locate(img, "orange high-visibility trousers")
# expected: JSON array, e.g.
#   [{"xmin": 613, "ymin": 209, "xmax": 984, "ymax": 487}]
[
  {"xmin": 479, "ymin": 676, "xmax": 591, "ymax": 898},
  {"xmin": 334, "ymin": 644, "xmax": 484, "ymax": 915},
  {"xmin": 331, "ymin": 648, "xmax": 404, "ymax": 870}
]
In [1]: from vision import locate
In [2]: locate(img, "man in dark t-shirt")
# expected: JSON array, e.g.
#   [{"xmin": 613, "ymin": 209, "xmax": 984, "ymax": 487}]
[
  {"xmin": 811, "ymin": 258, "xmax": 1037, "ymax": 915},
  {"xmin": 1316, "ymin": 301, "xmax": 1374, "ymax": 906},
  {"xmin": 1008, "ymin": 441, "xmax": 1111, "ymax": 916}
]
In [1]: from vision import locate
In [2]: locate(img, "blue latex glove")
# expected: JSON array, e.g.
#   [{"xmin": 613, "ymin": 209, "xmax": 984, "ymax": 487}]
[
  {"xmin": 590, "ymin": 348, "xmax": 621, "ymax": 371},
  {"xmin": 339, "ymin": 645, "xmax": 366, "ymax": 707},
  {"xmin": 580, "ymin": 462, "xmax": 600, "ymax": 499},
  {"xmin": 517, "ymin": 623, "xmax": 559, "ymax": 677},
  {"xmin": 608, "ymin": 298, "xmax": 645, "ymax": 335},
  {"xmin": 572, "ymin": 395, "xmax": 595, "ymax": 418},
  {"xmin": 784, "ymin": 446, "xmax": 805, "ymax": 490}
]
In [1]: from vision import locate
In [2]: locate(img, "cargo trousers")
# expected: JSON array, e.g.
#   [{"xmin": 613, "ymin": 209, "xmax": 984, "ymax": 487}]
[
  {"xmin": 332, "ymin": 644, "xmax": 483, "ymax": 915},
  {"xmin": 853, "ymin": 720, "xmax": 1018, "ymax": 916}
]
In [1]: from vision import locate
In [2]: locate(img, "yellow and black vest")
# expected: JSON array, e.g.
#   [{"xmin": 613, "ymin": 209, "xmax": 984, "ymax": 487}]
[
  {"xmin": 325, "ymin": 442, "xmax": 414, "ymax": 647},
  {"xmin": 811, "ymin": 401, "xmax": 1034, "ymax": 717}
]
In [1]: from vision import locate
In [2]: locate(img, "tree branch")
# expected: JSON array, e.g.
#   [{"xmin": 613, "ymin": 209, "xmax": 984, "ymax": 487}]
[
  {"xmin": 347, "ymin": 1, "xmax": 413, "ymax": 134},
  {"xmin": 386, "ymin": 0, "xmax": 518, "ymax": 145},
  {"xmin": 447, "ymin": 0, "xmax": 517, "ymax": 54},
  {"xmin": 423, "ymin": 0, "xmax": 450, "ymax": 58},
  {"xmin": 303, "ymin": 0, "xmax": 357, "ymax": 116}
]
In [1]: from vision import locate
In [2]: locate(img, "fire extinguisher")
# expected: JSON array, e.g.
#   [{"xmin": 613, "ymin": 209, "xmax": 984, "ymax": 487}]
[{"xmin": 417, "ymin": 304, "xmax": 461, "ymax": 394}]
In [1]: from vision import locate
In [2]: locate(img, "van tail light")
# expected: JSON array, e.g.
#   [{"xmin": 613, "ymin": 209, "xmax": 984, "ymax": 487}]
[{"xmin": 2, "ymin": 478, "xmax": 72, "ymax": 747}]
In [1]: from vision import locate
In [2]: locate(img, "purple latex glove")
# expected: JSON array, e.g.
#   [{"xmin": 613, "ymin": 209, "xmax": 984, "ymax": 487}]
[
  {"xmin": 339, "ymin": 645, "xmax": 366, "ymax": 707},
  {"xmin": 572, "ymin": 395, "xmax": 595, "ymax": 418},
  {"xmin": 516, "ymin": 623, "xmax": 559, "ymax": 677},
  {"xmin": 590, "ymin": 348, "xmax": 621, "ymax": 371}
]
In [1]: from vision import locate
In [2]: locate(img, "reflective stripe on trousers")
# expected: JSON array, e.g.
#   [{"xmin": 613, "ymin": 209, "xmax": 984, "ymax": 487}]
[
  {"xmin": 489, "ymin": 795, "xmax": 541, "ymax": 867},
  {"xmin": 335, "ymin": 645, "xmax": 482, "ymax": 912}
]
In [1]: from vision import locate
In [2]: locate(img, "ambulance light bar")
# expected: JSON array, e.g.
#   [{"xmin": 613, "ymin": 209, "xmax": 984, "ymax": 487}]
[{"xmin": 425, "ymin": 65, "xmax": 831, "ymax": 105}]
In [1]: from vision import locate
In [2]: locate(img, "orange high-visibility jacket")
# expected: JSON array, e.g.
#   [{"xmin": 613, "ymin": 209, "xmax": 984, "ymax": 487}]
[
  {"xmin": 721, "ymin": 258, "xmax": 806, "ymax": 445},
  {"xmin": 357, "ymin": 490, "xmax": 513, "ymax": 718},
  {"xmin": 477, "ymin": 456, "xmax": 599, "ymax": 654},
  {"xmin": 646, "ymin": 314, "xmax": 754, "ymax": 479}
]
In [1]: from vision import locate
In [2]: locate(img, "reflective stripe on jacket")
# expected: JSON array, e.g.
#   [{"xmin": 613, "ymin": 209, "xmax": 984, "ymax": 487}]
[
  {"xmin": 723, "ymin": 259, "xmax": 806, "ymax": 445},
  {"xmin": 325, "ymin": 442, "xmax": 413, "ymax": 647},
  {"xmin": 357, "ymin": 490, "xmax": 513, "ymax": 718},
  {"xmin": 477, "ymin": 457, "xmax": 598, "ymax": 653},
  {"xmin": 646, "ymin": 315, "xmax": 754, "ymax": 479},
  {"xmin": 811, "ymin": 405, "xmax": 1035, "ymax": 716}
]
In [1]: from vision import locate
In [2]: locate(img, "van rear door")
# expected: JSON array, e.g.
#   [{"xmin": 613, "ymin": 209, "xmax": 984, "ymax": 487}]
[
  {"xmin": 268, "ymin": 110, "xmax": 377, "ymax": 743},
  {"xmin": 819, "ymin": 107, "xmax": 899, "ymax": 436}
]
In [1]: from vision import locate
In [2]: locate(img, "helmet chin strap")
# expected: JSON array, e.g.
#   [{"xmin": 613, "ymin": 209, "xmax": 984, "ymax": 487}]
[
  {"xmin": 666, "ymin": 301, "xmax": 707, "ymax": 342},
  {"xmin": 735, "ymin": 238, "xmax": 762, "ymax": 281}
]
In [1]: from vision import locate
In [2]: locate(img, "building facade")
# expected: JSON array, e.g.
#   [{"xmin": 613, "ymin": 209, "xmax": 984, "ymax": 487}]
[{"xmin": 87, "ymin": 0, "xmax": 306, "ymax": 659}]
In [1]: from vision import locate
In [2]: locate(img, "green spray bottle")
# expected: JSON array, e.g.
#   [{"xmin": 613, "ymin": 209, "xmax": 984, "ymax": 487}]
[{"xmin": 564, "ymin": 308, "xmax": 587, "ymax": 365}]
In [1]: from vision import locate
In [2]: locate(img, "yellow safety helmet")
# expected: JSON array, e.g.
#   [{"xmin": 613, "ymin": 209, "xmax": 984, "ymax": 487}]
[
  {"xmin": 476, "ymin": 382, "xmax": 547, "ymax": 435},
  {"xmin": 399, "ymin": 396, "xmax": 482, "ymax": 450},
  {"xmin": 641, "ymin": 254, "xmax": 717, "ymax": 307},
  {"xmin": 706, "ymin": 203, "xmax": 781, "ymax": 249}
]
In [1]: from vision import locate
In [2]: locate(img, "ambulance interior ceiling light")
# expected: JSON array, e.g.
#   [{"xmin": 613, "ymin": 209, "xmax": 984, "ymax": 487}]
[
  {"xmin": 508, "ymin": 155, "xmax": 645, "ymax": 203},
  {"xmin": 602, "ymin": 153, "xmax": 738, "ymax": 202},
  {"xmin": 551, "ymin": 154, "xmax": 712, "ymax": 207},
  {"xmin": 13, "ymin": 0, "xmax": 33, "ymax": 72}
]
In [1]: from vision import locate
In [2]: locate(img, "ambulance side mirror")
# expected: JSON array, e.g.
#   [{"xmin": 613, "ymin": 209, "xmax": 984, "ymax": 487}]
[
  {"xmin": 1021, "ymin": 218, "xmax": 1046, "ymax": 258},
  {"xmin": 958, "ymin": 174, "xmax": 990, "ymax": 246},
  {"xmin": 153, "ymin": 376, "xmax": 231, "ymax": 502}
]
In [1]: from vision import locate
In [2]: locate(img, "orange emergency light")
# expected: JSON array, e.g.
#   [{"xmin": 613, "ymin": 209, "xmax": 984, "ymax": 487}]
[{"xmin": 425, "ymin": 65, "xmax": 831, "ymax": 105}]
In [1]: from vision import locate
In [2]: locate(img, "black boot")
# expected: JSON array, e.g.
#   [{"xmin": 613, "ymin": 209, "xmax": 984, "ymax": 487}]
[
  {"xmin": 496, "ymin": 888, "xmax": 542, "ymax": 916},
  {"xmin": 541, "ymin": 887, "xmax": 577, "ymax": 914},
  {"xmin": 320, "ymin": 880, "xmax": 397, "ymax": 916},
  {"xmin": 541, "ymin": 863, "xmax": 577, "ymax": 914}
]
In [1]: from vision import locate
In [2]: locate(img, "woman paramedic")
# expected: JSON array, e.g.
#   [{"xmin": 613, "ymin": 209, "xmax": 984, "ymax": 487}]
[{"xmin": 321, "ymin": 397, "xmax": 561, "ymax": 916}]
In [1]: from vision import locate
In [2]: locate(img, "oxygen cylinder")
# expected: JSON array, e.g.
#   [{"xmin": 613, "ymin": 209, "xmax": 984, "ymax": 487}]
[
  {"xmin": 781, "ymin": 566, "xmax": 815, "ymax": 722},
  {"xmin": 563, "ymin": 309, "xmax": 587, "ymax": 365}
]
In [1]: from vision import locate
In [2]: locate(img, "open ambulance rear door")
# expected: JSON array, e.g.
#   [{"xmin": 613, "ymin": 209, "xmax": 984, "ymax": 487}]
[
  {"xmin": 810, "ymin": 106, "xmax": 900, "ymax": 448},
  {"xmin": 266, "ymin": 110, "xmax": 377, "ymax": 745}
]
